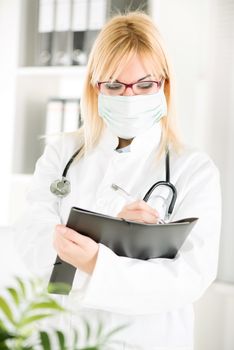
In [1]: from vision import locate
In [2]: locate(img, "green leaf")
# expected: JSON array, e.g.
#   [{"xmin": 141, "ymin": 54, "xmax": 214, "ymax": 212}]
[
  {"xmin": 18, "ymin": 313, "xmax": 54, "ymax": 328},
  {"xmin": 6, "ymin": 287, "xmax": 20, "ymax": 306},
  {"xmin": 0, "ymin": 342, "xmax": 10, "ymax": 350},
  {"xmin": 56, "ymin": 330, "xmax": 66, "ymax": 350},
  {"xmin": 83, "ymin": 319, "xmax": 91, "ymax": 342},
  {"xmin": 0, "ymin": 320, "xmax": 6, "ymax": 331},
  {"xmin": 0, "ymin": 329, "xmax": 16, "ymax": 342},
  {"xmin": 30, "ymin": 301, "xmax": 64, "ymax": 312},
  {"xmin": 0, "ymin": 296, "xmax": 15, "ymax": 325},
  {"xmin": 15, "ymin": 277, "xmax": 27, "ymax": 298},
  {"xmin": 29, "ymin": 277, "xmax": 40, "ymax": 293},
  {"xmin": 96, "ymin": 320, "xmax": 104, "ymax": 339},
  {"xmin": 39, "ymin": 331, "xmax": 51, "ymax": 350},
  {"xmin": 102, "ymin": 324, "xmax": 129, "ymax": 343},
  {"xmin": 72, "ymin": 329, "xmax": 78, "ymax": 349}
]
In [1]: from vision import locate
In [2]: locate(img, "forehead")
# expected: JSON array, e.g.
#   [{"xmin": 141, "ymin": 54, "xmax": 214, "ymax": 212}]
[
  {"xmin": 115, "ymin": 55, "xmax": 150, "ymax": 83},
  {"xmin": 94, "ymin": 51, "xmax": 162, "ymax": 85},
  {"xmin": 107, "ymin": 53, "xmax": 161, "ymax": 84}
]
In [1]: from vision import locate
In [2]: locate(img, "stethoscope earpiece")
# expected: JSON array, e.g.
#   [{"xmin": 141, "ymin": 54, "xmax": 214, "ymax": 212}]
[{"xmin": 50, "ymin": 177, "xmax": 71, "ymax": 198}]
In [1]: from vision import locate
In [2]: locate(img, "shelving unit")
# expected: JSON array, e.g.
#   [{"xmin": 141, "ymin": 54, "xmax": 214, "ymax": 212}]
[
  {"xmin": 12, "ymin": 0, "xmax": 152, "ymax": 173},
  {"xmin": 13, "ymin": 67, "xmax": 86, "ymax": 174},
  {"xmin": 9, "ymin": 0, "xmax": 151, "ymax": 222},
  {"xmin": 10, "ymin": 0, "xmax": 88, "ymax": 223}
]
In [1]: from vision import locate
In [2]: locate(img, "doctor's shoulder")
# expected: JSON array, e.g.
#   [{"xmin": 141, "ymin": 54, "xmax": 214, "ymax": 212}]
[
  {"xmin": 170, "ymin": 145, "xmax": 220, "ymax": 183},
  {"xmin": 41, "ymin": 129, "xmax": 84, "ymax": 167}
]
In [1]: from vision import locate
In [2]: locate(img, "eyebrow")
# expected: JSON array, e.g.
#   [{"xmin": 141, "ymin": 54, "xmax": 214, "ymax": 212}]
[
  {"xmin": 137, "ymin": 74, "xmax": 152, "ymax": 82},
  {"xmin": 115, "ymin": 74, "xmax": 152, "ymax": 83}
]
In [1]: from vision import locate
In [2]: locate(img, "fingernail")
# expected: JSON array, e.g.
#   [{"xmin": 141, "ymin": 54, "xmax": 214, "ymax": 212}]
[{"xmin": 56, "ymin": 225, "xmax": 67, "ymax": 234}]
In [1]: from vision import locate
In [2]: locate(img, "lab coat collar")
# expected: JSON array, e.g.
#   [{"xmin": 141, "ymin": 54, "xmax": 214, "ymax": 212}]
[{"xmin": 97, "ymin": 121, "xmax": 162, "ymax": 156}]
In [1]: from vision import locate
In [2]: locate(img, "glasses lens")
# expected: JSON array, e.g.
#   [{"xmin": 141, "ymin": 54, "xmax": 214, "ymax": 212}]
[
  {"xmin": 133, "ymin": 81, "xmax": 160, "ymax": 95},
  {"xmin": 100, "ymin": 82, "xmax": 125, "ymax": 96}
]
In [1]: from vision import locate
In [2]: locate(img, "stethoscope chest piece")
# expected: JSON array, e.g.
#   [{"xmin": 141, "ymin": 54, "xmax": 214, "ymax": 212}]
[{"xmin": 50, "ymin": 177, "xmax": 71, "ymax": 198}]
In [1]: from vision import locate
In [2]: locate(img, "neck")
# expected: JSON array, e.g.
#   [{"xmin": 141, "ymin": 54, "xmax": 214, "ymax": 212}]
[{"xmin": 117, "ymin": 137, "xmax": 134, "ymax": 149}]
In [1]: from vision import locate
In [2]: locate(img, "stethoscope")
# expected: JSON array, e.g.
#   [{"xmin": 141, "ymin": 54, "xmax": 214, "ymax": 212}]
[{"xmin": 50, "ymin": 147, "xmax": 177, "ymax": 218}]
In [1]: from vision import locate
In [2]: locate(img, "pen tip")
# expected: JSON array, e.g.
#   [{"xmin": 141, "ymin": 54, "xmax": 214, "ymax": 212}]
[{"xmin": 111, "ymin": 183, "xmax": 118, "ymax": 191}]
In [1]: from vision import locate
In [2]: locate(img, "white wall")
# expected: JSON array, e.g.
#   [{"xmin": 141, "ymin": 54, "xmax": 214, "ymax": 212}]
[
  {"xmin": 150, "ymin": 0, "xmax": 213, "ymax": 149},
  {"xmin": 150, "ymin": 2, "xmax": 234, "ymax": 348},
  {"xmin": 194, "ymin": 282, "xmax": 234, "ymax": 350},
  {"xmin": 0, "ymin": 1, "xmax": 20, "ymax": 225},
  {"xmin": 0, "ymin": 228, "xmax": 29, "ymax": 288},
  {"xmin": 151, "ymin": 0, "xmax": 234, "ymax": 283},
  {"xmin": 206, "ymin": 0, "xmax": 234, "ymax": 283}
]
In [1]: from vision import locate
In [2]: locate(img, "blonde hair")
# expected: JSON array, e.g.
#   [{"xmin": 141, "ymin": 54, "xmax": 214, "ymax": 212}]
[{"xmin": 76, "ymin": 11, "xmax": 183, "ymax": 160}]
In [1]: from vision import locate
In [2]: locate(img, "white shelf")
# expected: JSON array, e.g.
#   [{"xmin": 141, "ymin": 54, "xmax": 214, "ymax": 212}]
[{"xmin": 17, "ymin": 65, "xmax": 87, "ymax": 77}]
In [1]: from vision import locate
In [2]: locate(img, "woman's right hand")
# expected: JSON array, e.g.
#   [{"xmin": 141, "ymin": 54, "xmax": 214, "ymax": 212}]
[{"xmin": 117, "ymin": 200, "xmax": 159, "ymax": 224}]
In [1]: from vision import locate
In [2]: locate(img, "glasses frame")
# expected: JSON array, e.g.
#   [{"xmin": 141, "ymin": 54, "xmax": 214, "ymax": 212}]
[{"xmin": 97, "ymin": 78, "xmax": 164, "ymax": 95}]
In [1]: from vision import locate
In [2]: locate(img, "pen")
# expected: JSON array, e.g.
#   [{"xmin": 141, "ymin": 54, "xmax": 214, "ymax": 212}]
[
  {"xmin": 111, "ymin": 183, "xmax": 166, "ymax": 224},
  {"xmin": 111, "ymin": 183, "xmax": 138, "ymax": 202}
]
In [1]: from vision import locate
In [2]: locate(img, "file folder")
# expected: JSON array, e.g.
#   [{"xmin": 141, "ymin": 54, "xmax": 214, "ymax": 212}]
[{"xmin": 48, "ymin": 206, "xmax": 198, "ymax": 294}]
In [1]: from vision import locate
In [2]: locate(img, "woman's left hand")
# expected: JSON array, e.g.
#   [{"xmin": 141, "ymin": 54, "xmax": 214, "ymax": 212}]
[{"xmin": 53, "ymin": 224, "xmax": 99, "ymax": 274}]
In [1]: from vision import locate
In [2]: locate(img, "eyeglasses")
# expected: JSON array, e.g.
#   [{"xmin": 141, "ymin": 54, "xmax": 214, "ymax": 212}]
[{"xmin": 97, "ymin": 78, "xmax": 164, "ymax": 96}]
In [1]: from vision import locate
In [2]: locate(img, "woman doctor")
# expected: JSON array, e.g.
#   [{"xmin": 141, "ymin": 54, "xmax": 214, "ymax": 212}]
[{"xmin": 15, "ymin": 12, "xmax": 221, "ymax": 350}]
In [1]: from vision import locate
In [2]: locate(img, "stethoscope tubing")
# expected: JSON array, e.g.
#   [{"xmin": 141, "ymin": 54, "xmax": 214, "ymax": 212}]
[
  {"xmin": 52, "ymin": 146, "xmax": 177, "ymax": 217},
  {"xmin": 143, "ymin": 180, "xmax": 177, "ymax": 215},
  {"xmin": 143, "ymin": 151, "xmax": 177, "ymax": 215},
  {"xmin": 62, "ymin": 148, "xmax": 82, "ymax": 178}
]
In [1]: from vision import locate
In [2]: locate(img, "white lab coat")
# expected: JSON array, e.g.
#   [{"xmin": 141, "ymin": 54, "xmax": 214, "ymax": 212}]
[{"xmin": 14, "ymin": 122, "xmax": 221, "ymax": 350}]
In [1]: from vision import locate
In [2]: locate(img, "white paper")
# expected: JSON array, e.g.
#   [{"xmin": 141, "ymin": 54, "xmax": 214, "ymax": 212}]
[{"xmin": 45, "ymin": 99, "xmax": 64, "ymax": 138}]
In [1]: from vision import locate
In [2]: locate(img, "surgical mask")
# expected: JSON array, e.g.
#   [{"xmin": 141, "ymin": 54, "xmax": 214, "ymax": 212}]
[{"xmin": 98, "ymin": 90, "xmax": 167, "ymax": 139}]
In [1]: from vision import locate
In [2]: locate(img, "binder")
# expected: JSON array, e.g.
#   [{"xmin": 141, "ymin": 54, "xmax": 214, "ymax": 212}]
[
  {"xmin": 48, "ymin": 206, "xmax": 198, "ymax": 294},
  {"xmin": 79, "ymin": 0, "xmax": 107, "ymax": 59},
  {"xmin": 71, "ymin": 0, "xmax": 88, "ymax": 31},
  {"xmin": 52, "ymin": 0, "xmax": 72, "ymax": 65},
  {"xmin": 37, "ymin": 0, "xmax": 55, "ymax": 66},
  {"xmin": 88, "ymin": 0, "xmax": 107, "ymax": 31},
  {"xmin": 44, "ymin": 98, "xmax": 64, "ymax": 142},
  {"xmin": 71, "ymin": 0, "xmax": 89, "ymax": 65},
  {"xmin": 62, "ymin": 98, "xmax": 80, "ymax": 132}
]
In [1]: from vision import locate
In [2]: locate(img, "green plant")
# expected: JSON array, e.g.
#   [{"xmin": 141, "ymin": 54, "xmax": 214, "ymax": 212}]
[{"xmin": 0, "ymin": 277, "xmax": 127, "ymax": 350}]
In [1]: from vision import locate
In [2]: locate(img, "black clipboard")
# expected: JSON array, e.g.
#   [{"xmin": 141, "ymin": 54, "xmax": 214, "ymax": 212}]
[{"xmin": 48, "ymin": 206, "xmax": 198, "ymax": 294}]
